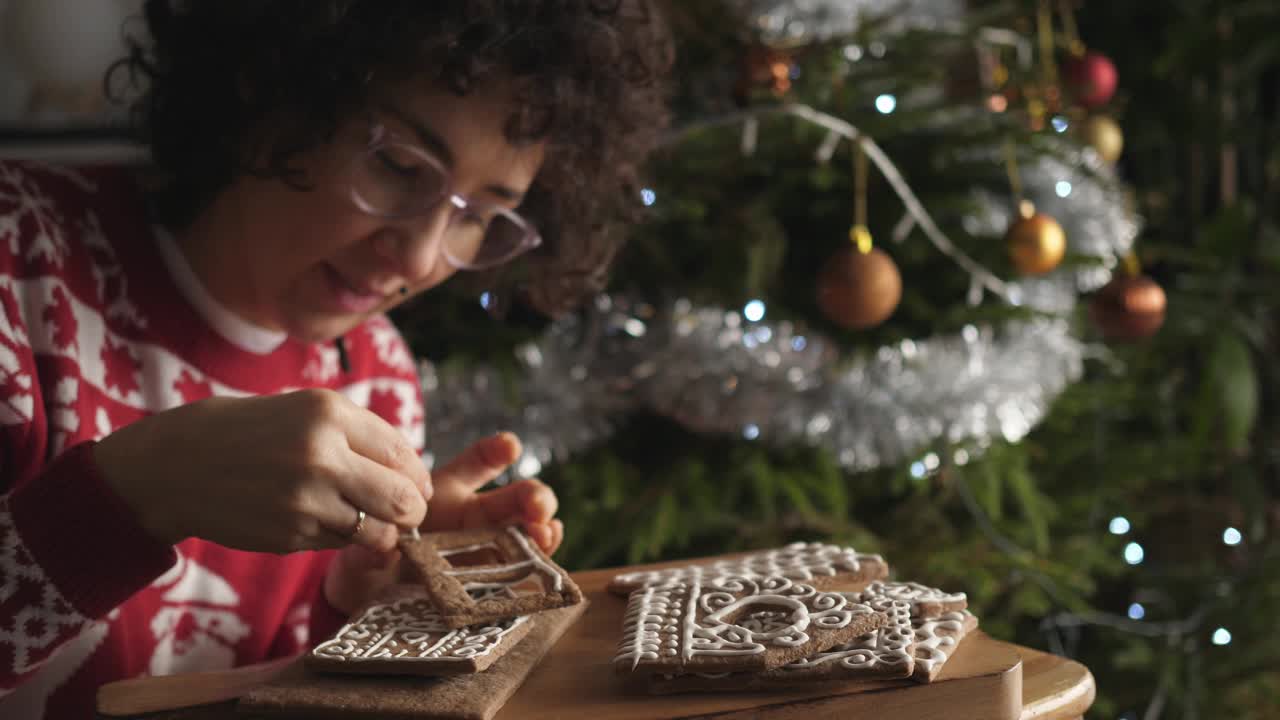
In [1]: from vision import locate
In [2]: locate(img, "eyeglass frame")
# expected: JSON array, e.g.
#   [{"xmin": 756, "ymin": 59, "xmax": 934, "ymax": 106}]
[{"xmin": 347, "ymin": 120, "xmax": 543, "ymax": 271}]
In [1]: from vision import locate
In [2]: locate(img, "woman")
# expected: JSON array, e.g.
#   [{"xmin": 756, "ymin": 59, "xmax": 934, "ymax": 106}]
[{"xmin": 0, "ymin": 2, "xmax": 670, "ymax": 717}]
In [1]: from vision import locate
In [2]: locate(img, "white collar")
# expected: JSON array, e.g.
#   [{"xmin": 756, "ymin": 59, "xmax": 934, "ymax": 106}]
[{"xmin": 152, "ymin": 226, "xmax": 289, "ymax": 355}]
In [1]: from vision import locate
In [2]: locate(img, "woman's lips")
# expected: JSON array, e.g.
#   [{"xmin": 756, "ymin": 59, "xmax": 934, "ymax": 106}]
[{"xmin": 322, "ymin": 264, "xmax": 386, "ymax": 314}]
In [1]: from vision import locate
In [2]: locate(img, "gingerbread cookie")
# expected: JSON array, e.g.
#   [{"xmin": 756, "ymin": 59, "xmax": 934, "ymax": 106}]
[
  {"xmin": 770, "ymin": 591, "xmax": 915, "ymax": 680},
  {"xmin": 911, "ymin": 611, "xmax": 979, "ymax": 682},
  {"xmin": 243, "ymin": 602, "xmax": 588, "ymax": 720},
  {"xmin": 646, "ymin": 590, "xmax": 914, "ymax": 694},
  {"xmin": 607, "ymin": 542, "xmax": 888, "ymax": 596},
  {"xmin": 614, "ymin": 575, "xmax": 887, "ymax": 675},
  {"xmin": 400, "ymin": 526, "xmax": 583, "ymax": 629},
  {"xmin": 859, "ymin": 581, "xmax": 967, "ymax": 618},
  {"xmin": 643, "ymin": 582, "xmax": 975, "ymax": 694},
  {"xmin": 306, "ymin": 585, "xmax": 532, "ymax": 676}
]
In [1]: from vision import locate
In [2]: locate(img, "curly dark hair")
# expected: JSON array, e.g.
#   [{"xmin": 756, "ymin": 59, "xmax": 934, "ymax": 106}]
[{"xmin": 119, "ymin": 0, "xmax": 672, "ymax": 314}]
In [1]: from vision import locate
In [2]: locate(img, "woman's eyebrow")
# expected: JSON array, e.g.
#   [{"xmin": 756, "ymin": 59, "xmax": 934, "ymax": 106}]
[
  {"xmin": 381, "ymin": 104, "xmax": 526, "ymax": 205},
  {"xmin": 483, "ymin": 184, "xmax": 524, "ymax": 203},
  {"xmin": 382, "ymin": 104, "xmax": 456, "ymax": 168}
]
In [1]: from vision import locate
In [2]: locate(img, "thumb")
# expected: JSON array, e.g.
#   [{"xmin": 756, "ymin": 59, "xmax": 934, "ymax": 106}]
[
  {"xmin": 324, "ymin": 545, "xmax": 401, "ymax": 615},
  {"xmin": 435, "ymin": 432, "xmax": 522, "ymax": 491},
  {"xmin": 337, "ymin": 543, "xmax": 399, "ymax": 572}
]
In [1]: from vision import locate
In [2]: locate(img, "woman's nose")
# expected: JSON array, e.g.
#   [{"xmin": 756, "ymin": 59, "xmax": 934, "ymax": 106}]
[{"xmin": 374, "ymin": 203, "xmax": 453, "ymax": 280}]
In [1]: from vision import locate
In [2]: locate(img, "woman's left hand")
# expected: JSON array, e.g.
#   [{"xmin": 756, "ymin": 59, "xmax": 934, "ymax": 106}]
[
  {"xmin": 421, "ymin": 432, "xmax": 563, "ymax": 550},
  {"xmin": 323, "ymin": 432, "xmax": 562, "ymax": 615}
]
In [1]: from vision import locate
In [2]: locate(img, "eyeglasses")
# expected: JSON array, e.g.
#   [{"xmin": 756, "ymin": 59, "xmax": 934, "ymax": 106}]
[{"xmin": 348, "ymin": 123, "xmax": 542, "ymax": 270}]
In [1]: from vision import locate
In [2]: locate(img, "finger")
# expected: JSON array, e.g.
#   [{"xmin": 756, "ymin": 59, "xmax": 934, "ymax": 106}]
[
  {"xmin": 518, "ymin": 479, "xmax": 558, "ymax": 524},
  {"xmin": 523, "ymin": 521, "xmax": 553, "ymax": 553},
  {"xmin": 335, "ymin": 544, "xmax": 401, "ymax": 573},
  {"xmin": 344, "ymin": 510, "xmax": 400, "ymax": 553},
  {"xmin": 279, "ymin": 500, "xmax": 365, "ymax": 553},
  {"xmin": 324, "ymin": 545, "xmax": 403, "ymax": 615},
  {"xmin": 434, "ymin": 432, "xmax": 522, "ymax": 491},
  {"xmin": 335, "ymin": 453, "xmax": 429, "ymax": 529},
  {"xmin": 339, "ymin": 399, "xmax": 433, "ymax": 497},
  {"xmin": 549, "ymin": 518, "xmax": 564, "ymax": 554},
  {"xmin": 469, "ymin": 478, "xmax": 558, "ymax": 527},
  {"xmin": 309, "ymin": 528, "xmax": 354, "ymax": 552},
  {"xmin": 313, "ymin": 496, "xmax": 403, "ymax": 553}
]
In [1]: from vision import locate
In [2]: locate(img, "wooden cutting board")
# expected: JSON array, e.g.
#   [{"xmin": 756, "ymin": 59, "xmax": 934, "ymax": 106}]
[{"xmin": 98, "ymin": 561, "xmax": 1093, "ymax": 720}]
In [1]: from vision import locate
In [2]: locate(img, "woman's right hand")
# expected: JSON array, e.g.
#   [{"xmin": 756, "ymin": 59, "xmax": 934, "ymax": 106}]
[{"xmin": 92, "ymin": 388, "xmax": 432, "ymax": 554}]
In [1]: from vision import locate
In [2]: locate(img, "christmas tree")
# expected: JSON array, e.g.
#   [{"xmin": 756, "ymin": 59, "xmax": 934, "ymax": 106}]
[{"xmin": 395, "ymin": 1, "xmax": 1280, "ymax": 716}]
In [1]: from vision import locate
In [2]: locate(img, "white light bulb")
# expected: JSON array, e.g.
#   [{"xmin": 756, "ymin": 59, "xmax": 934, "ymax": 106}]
[{"xmin": 1124, "ymin": 542, "xmax": 1144, "ymax": 565}]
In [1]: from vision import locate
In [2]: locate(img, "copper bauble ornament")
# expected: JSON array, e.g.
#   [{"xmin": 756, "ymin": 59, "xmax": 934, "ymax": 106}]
[
  {"xmin": 1006, "ymin": 204, "xmax": 1067, "ymax": 275},
  {"xmin": 816, "ymin": 244, "xmax": 901, "ymax": 330},
  {"xmin": 734, "ymin": 45, "xmax": 796, "ymax": 105},
  {"xmin": 1082, "ymin": 114, "xmax": 1124, "ymax": 164},
  {"xmin": 1090, "ymin": 274, "xmax": 1166, "ymax": 341}
]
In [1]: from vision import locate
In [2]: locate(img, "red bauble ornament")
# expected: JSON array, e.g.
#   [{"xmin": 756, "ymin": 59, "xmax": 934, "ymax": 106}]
[
  {"xmin": 1063, "ymin": 51, "xmax": 1118, "ymax": 109},
  {"xmin": 1090, "ymin": 274, "xmax": 1166, "ymax": 341}
]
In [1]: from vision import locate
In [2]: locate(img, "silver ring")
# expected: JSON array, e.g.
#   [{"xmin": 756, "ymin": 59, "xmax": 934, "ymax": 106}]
[{"xmin": 350, "ymin": 509, "xmax": 367, "ymax": 539}]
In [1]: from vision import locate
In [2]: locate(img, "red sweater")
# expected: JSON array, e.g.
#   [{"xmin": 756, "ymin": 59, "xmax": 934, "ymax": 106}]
[{"xmin": 0, "ymin": 161, "xmax": 425, "ymax": 719}]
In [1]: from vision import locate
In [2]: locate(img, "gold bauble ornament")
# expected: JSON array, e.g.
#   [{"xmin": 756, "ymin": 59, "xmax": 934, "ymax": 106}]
[
  {"xmin": 1090, "ymin": 273, "xmax": 1166, "ymax": 341},
  {"xmin": 816, "ymin": 243, "xmax": 901, "ymax": 330},
  {"xmin": 1082, "ymin": 114, "xmax": 1124, "ymax": 164},
  {"xmin": 1006, "ymin": 203, "xmax": 1067, "ymax": 275}
]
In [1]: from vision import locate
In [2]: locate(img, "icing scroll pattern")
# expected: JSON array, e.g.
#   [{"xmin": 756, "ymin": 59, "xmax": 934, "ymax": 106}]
[
  {"xmin": 777, "ymin": 593, "xmax": 914, "ymax": 676},
  {"xmin": 614, "ymin": 575, "xmax": 882, "ymax": 672},
  {"xmin": 612, "ymin": 542, "xmax": 884, "ymax": 591},
  {"xmin": 312, "ymin": 597, "xmax": 527, "ymax": 664}
]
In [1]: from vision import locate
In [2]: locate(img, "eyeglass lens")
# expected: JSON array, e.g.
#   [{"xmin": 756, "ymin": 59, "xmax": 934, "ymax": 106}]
[{"xmin": 352, "ymin": 142, "xmax": 533, "ymax": 269}]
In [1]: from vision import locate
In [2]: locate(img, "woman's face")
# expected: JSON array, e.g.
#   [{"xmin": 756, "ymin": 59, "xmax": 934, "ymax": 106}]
[{"xmin": 191, "ymin": 78, "xmax": 547, "ymax": 343}]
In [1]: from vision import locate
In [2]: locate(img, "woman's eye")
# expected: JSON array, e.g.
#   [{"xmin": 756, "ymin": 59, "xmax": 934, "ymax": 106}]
[
  {"xmin": 375, "ymin": 148, "xmax": 421, "ymax": 177},
  {"xmin": 459, "ymin": 209, "xmax": 491, "ymax": 228}
]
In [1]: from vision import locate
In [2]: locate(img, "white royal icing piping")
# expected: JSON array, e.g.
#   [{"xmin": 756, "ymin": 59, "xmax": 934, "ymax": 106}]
[
  {"xmin": 862, "ymin": 581, "xmax": 966, "ymax": 611},
  {"xmin": 615, "ymin": 585, "xmax": 671, "ymax": 669},
  {"xmin": 437, "ymin": 528, "xmax": 565, "ymax": 593},
  {"xmin": 440, "ymin": 542, "xmax": 501, "ymax": 557},
  {"xmin": 615, "ymin": 576, "xmax": 870, "ymax": 669},
  {"xmin": 312, "ymin": 597, "xmax": 529, "ymax": 664},
  {"xmin": 911, "ymin": 611, "xmax": 969, "ymax": 674},
  {"xmin": 612, "ymin": 542, "xmax": 883, "ymax": 589},
  {"xmin": 777, "ymin": 594, "xmax": 913, "ymax": 674},
  {"xmin": 445, "ymin": 560, "xmax": 535, "ymax": 578},
  {"xmin": 504, "ymin": 526, "xmax": 565, "ymax": 591}
]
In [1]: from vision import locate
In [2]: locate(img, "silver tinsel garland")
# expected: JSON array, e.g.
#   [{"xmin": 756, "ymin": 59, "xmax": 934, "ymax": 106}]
[
  {"xmin": 421, "ymin": 299, "xmax": 1085, "ymax": 478},
  {"xmin": 742, "ymin": 0, "xmax": 969, "ymax": 45}
]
